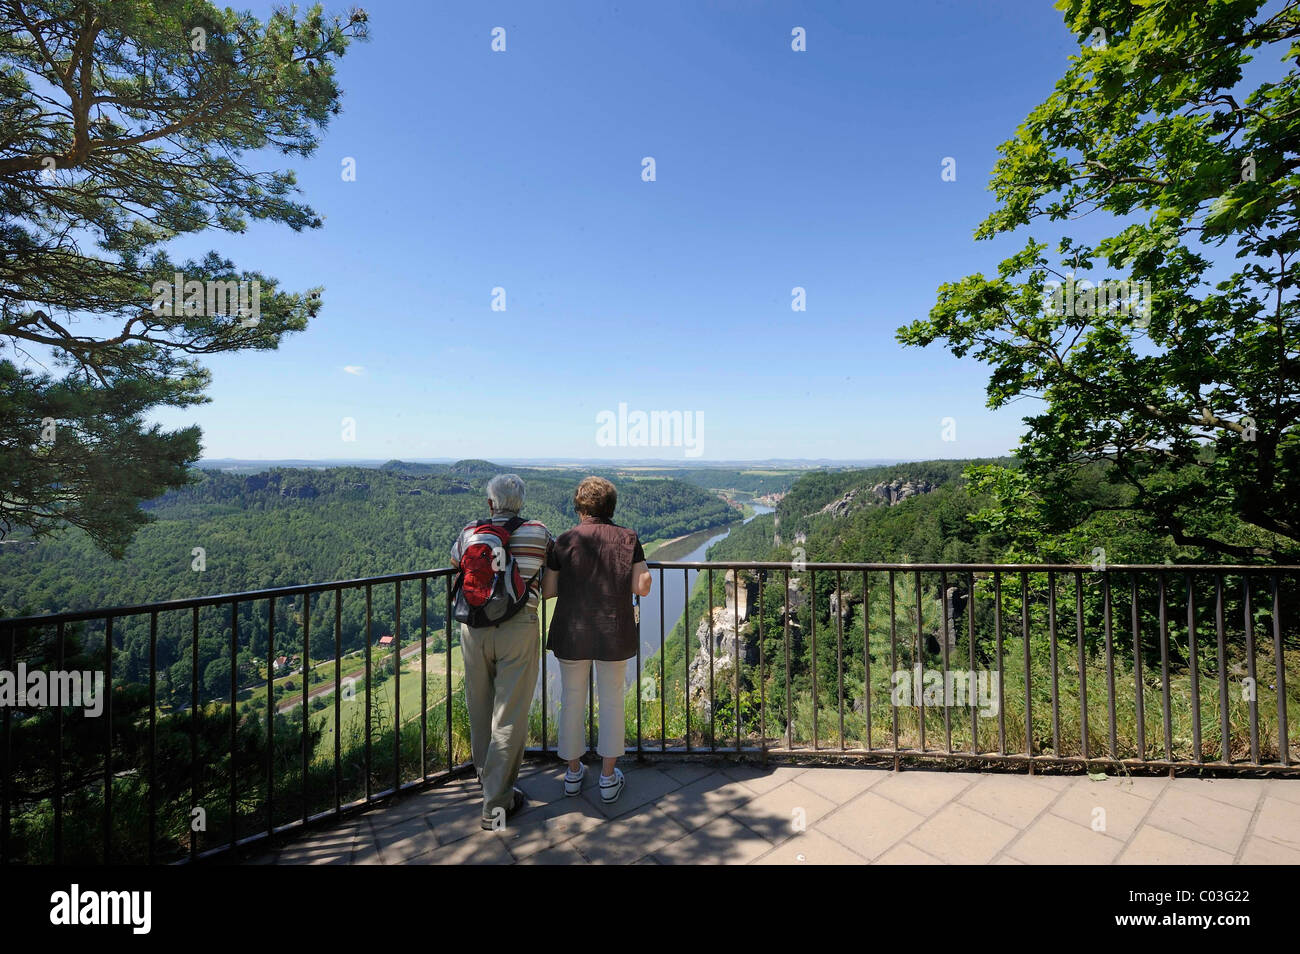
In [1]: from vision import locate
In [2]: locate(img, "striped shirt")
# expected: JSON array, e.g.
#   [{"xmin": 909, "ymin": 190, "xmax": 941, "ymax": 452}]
[{"xmin": 450, "ymin": 511, "xmax": 553, "ymax": 610}]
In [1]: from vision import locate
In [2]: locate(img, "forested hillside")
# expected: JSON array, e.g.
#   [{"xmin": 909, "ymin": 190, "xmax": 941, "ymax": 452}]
[
  {"xmin": 709, "ymin": 458, "xmax": 1009, "ymax": 566},
  {"xmin": 0, "ymin": 460, "xmax": 732, "ymax": 620}
]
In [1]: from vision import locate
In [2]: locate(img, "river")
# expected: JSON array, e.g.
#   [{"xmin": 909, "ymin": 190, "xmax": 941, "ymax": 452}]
[{"xmin": 632, "ymin": 503, "xmax": 774, "ymax": 671}]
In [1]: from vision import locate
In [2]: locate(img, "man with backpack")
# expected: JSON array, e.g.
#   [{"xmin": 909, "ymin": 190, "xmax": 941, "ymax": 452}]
[{"xmin": 449, "ymin": 474, "xmax": 553, "ymax": 831}]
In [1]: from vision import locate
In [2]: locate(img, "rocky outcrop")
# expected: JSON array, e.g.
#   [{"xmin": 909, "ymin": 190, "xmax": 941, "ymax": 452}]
[
  {"xmin": 870, "ymin": 478, "xmax": 935, "ymax": 506},
  {"xmin": 817, "ymin": 487, "xmax": 863, "ymax": 518},
  {"xmin": 280, "ymin": 485, "xmax": 319, "ymax": 499},
  {"xmin": 814, "ymin": 478, "xmax": 938, "ymax": 519},
  {"xmin": 828, "ymin": 588, "xmax": 857, "ymax": 625},
  {"xmin": 723, "ymin": 570, "xmax": 757, "ymax": 621},
  {"xmin": 687, "ymin": 605, "xmax": 758, "ymax": 716}
]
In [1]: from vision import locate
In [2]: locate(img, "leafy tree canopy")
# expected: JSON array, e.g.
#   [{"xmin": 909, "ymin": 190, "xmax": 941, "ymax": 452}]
[
  {"xmin": 0, "ymin": 1, "xmax": 367, "ymax": 555},
  {"xmin": 898, "ymin": 0, "xmax": 1300, "ymax": 562}
]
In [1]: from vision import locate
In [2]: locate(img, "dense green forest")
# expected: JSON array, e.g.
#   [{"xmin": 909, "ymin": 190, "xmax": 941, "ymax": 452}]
[
  {"xmin": 1, "ymin": 459, "xmax": 732, "ymax": 618},
  {"xmin": 0, "ymin": 460, "xmax": 733, "ymax": 703}
]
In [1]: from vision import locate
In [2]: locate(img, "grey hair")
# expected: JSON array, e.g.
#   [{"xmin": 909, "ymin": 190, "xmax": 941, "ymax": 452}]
[{"xmin": 485, "ymin": 473, "xmax": 526, "ymax": 512}]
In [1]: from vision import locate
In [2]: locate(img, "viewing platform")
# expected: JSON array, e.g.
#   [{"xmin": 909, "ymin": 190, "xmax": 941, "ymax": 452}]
[
  {"xmin": 2, "ymin": 561, "xmax": 1297, "ymax": 865},
  {"xmin": 251, "ymin": 757, "xmax": 1300, "ymax": 865}
]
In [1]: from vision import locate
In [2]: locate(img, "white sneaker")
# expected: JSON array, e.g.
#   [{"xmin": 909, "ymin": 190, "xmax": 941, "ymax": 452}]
[
  {"xmin": 564, "ymin": 763, "xmax": 586, "ymax": 797},
  {"xmin": 599, "ymin": 767, "xmax": 625, "ymax": 804}
]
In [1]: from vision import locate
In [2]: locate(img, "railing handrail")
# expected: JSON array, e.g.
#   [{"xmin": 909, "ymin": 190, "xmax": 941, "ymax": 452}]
[
  {"xmin": 6, "ymin": 561, "xmax": 1299, "ymax": 627},
  {"xmin": 648, "ymin": 561, "xmax": 1300, "ymax": 572},
  {"xmin": 0, "ymin": 566, "xmax": 457, "ymax": 627}
]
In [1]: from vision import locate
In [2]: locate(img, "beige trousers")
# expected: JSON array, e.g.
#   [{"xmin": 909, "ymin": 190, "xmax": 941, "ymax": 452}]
[
  {"xmin": 460, "ymin": 608, "xmax": 540, "ymax": 821},
  {"xmin": 556, "ymin": 657, "xmax": 628, "ymax": 760}
]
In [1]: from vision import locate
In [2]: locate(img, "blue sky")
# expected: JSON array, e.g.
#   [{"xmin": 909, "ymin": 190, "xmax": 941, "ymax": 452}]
[{"xmin": 150, "ymin": 0, "xmax": 1103, "ymax": 462}]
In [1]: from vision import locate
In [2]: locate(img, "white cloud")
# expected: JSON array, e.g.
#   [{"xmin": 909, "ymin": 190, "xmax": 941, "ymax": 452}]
[{"xmin": 342, "ymin": 365, "xmax": 366, "ymax": 376}]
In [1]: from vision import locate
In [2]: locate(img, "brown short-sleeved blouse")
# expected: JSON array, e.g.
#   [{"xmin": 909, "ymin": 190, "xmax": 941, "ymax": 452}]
[{"xmin": 545, "ymin": 517, "xmax": 645, "ymax": 661}]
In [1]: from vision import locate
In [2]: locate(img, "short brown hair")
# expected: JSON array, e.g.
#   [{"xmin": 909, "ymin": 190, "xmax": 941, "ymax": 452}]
[{"xmin": 573, "ymin": 476, "xmax": 617, "ymax": 519}]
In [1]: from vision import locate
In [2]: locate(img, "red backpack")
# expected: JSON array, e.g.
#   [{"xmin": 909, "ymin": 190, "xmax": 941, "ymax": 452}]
[{"xmin": 451, "ymin": 516, "xmax": 537, "ymax": 628}]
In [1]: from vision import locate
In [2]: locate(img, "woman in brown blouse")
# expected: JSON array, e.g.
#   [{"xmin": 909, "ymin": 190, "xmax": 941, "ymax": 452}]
[{"xmin": 541, "ymin": 476, "xmax": 652, "ymax": 802}]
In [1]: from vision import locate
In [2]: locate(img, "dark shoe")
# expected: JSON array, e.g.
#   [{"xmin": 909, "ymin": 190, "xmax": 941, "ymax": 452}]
[{"xmin": 480, "ymin": 787, "xmax": 527, "ymax": 831}]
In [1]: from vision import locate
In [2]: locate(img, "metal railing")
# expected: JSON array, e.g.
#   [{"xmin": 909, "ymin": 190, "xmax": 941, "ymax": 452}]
[{"xmin": 1, "ymin": 561, "xmax": 1296, "ymax": 865}]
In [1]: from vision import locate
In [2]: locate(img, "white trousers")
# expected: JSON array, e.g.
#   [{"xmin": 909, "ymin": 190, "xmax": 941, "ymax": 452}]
[{"xmin": 556, "ymin": 657, "xmax": 626, "ymax": 760}]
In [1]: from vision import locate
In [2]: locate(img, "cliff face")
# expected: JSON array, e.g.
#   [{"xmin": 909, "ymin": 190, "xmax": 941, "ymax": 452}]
[
  {"xmin": 870, "ymin": 478, "xmax": 936, "ymax": 506},
  {"xmin": 814, "ymin": 478, "xmax": 937, "ymax": 518},
  {"xmin": 687, "ymin": 572, "xmax": 760, "ymax": 713},
  {"xmin": 686, "ymin": 606, "xmax": 754, "ymax": 715}
]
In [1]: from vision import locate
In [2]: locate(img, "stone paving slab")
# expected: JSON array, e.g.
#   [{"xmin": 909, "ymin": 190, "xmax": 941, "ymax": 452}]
[{"xmin": 255, "ymin": 759, "xmax": 1300, "ymax": 865}]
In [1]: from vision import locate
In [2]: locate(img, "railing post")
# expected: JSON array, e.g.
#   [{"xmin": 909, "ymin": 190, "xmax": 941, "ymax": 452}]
[
  {"xmin": 1158, "ymin": 571, "xmax": 1173, "ymax": 765},
  {"xmin": 55, "ymin": 621, "xmax": 65, "ymax": 864},
  {"xmin": 229, "ymin": 601, "xmax": 238, "ymax": 849},
  {"xmin": 445, "ymin": 576, "xmax": 453, "ymax": 773},
  {"xmin": 636, "ymin": 584, "xmax": 643, "ymax": 757},
  {"xmin": 810, "ymin": 567, "xmax": 817, "ymax": 752},
  {"xmin": 1187, "ymin": 572, "xmax": 1202, "ymax": 764},
  {"xmin": 685, "ymin": 568, "xmax": 692, "ymax": 753},
  {"xmin": 1047, "ymin": 570, "xmax": 1060, "ymax": 760},
  {"xmin": 835, "ymin": 569, "xmax": 844, "ymax": 752},
  {"xmin": 658, "ymin": 569, "xmax": 666, "ymax": 754},
  {"xmin": 1021, "ymin": 572, "xmax": 1032, "ymax": 772},
  {"xmin": 2, "ymin": 625, "xmax": 13, "ymax": 865},
  {"xmin": 364, "ymin": 585, "xmax": 372, "ymax": 799},
  {"xmin": 1215, "ymin": 573, "xmax": 1230, "ymax": 764},
  {"xmin": 333, "ymin": 588, "xmax": 342, "ymax": 812},
  {"xmin": 863, "ymin": 570, "xmax": 872, "ymax": 753},
  {"xmin": 266, "ymin": 597, "xmax": 275, "ymax": 835},
  {"xmin": 994, "ymin": 571, "xmax": 1004, "ymax": 755},
  {"xmin": 783, "ymin": 569, "xmax": 791, "ymax": 752},
  {"xmin": 889, "ymin": 569, "xmax": 898, "ymax": 766},
  {"xmin": 1103, "ymin": 571, "xmax": 1117, "ymax": 759},
  {"xmin": 758, "ymin": 571, "xmax": 767, "ymax": 762},
  {"xmin": 735, "ymin": 566, "xmax": 743, "ymax": 752},
  {"xmin": 191, "ymin": 605, "xmax": 200, "ymax": 860},
  {"xmin": 969, "ymin": 571, "xmax": 978, "ymax": 756},
  {"xmin": 148, "ymin": 613, "xmax": 157, "ymax": 863},
  {"xmin": 302, "ymin": 593, "xmax": 310, "ymax": 823},
  {"xmin": 540, "ymin": 586, "xmax": 548, "ymax": 754},
  {"xmin": 1273, "ymin": 573, "xmax": 1290, "ymax": 767},
  {"xmin": 708, "ymin": 566, "xmax": 716, "ymax": 752},
  {"xmin": 394, "ymin": 580, "xmax": 401, "ymax": 794},
  {"xmin": 940, "ymin": 570, "xmax": 951, "ymax": 755},
  {"xmin": 1130, "ymin": 573, "xmax": 1145, "ymax": 762},
  {"xmin": 1244, "ymin": 576, "xmax": 1260, "ymax": 765},
  {"xmin": 104, "ymin": 616, "xmax": 114, "ymax": 864},
  {"xmin": 1074, "ymin": 572, "xmax": 1087, "ymax": 762},
  {"xmin": 420, "ymin": 578, "xmax": 428, "ymax": 777}
]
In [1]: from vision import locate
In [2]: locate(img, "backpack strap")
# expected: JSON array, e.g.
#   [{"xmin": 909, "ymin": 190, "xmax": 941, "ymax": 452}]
[{"xmin": 499, "ymin": 516, "xmax": 547, "ymax": 591}]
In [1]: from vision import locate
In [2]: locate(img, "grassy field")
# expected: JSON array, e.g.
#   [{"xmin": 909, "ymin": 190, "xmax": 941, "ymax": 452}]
[{"xmin": 293, "ymin": 645, "xmax": 466, "ymax": 764}]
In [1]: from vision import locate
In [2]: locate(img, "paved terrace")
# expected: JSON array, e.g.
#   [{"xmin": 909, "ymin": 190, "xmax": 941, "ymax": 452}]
[{"xmin": 246, "ymin": 758, "xmax": 1300, "ymax": 865}]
